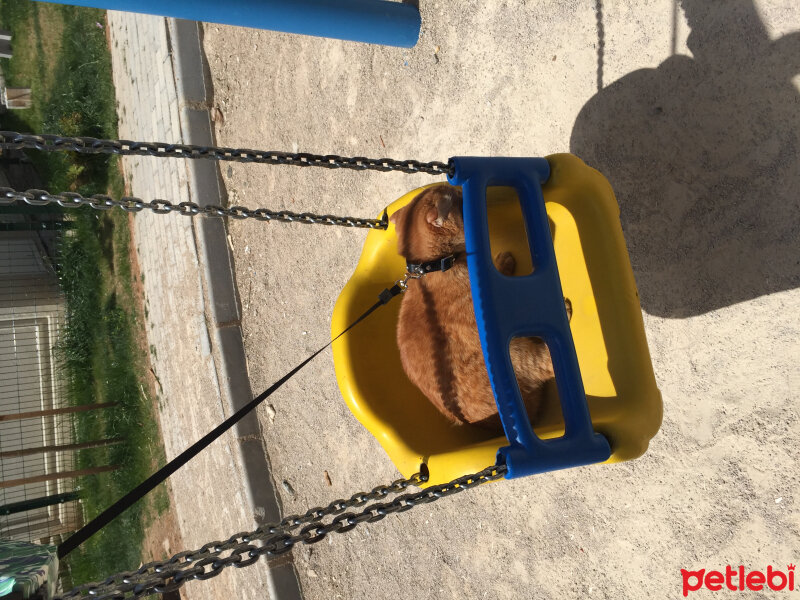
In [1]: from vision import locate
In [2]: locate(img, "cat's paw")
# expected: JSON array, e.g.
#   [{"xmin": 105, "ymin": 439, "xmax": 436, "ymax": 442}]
[{"xmin": 494, "ymin": 251, "xmax": 516, "ymax": 276}]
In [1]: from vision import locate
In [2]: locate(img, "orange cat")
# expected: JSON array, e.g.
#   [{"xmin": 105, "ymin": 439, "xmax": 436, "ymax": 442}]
[{"xmin": 390, "ymin": 185, "xmax": 559, "ymax": 430}]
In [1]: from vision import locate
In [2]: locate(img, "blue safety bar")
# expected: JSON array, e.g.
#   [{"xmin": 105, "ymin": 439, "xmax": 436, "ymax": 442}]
[
  {"xmin": 36, "ymin": 0, "xmax": 421, "ymax": 48},
  {"xmin": 448, "ymin": 157, "xmax": 611, "ymax": 478}
]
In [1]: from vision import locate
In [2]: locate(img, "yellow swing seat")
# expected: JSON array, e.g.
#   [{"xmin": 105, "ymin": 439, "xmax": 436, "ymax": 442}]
[{"xmin": 331, "ymin": 153, "xmax": 662, "ymax": 485}]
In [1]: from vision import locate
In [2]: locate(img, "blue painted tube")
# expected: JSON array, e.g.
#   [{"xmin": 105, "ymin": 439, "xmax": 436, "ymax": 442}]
[{"xmin": 34, "ymin": 0, "xmax": 421, "ymax": 48}]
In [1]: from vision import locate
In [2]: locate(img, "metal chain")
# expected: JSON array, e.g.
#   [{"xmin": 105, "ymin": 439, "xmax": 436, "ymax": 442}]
[
  {"xmin": 4, "ymin": 131, "xmax": 488, "ymax": 598},
  {"xmin": 0, "ymin": 187, "xmax": 388, "ymax": 230},
  {"xmin": 0, "ymin": 131, "xmax": 454, "ymax": 177},
  {"xmin": 56, "ymin": 464, "xmax": 506, "ymax": 600}
]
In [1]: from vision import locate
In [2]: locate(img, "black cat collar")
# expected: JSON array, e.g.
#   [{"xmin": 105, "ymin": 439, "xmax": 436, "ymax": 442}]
[{"xmin": 406, "ymin": 254, "xmax": 458, "ymax": 276}]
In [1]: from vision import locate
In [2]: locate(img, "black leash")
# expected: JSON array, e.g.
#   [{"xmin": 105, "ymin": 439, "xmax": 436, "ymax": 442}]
[{"xmin": 57, "ymin": 283, "xmax": 404, "ymax": 559}]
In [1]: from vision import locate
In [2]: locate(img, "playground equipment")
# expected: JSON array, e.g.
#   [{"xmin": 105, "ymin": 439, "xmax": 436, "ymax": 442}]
[
  {"xmin": 34, "ymin": 0, "xmax": 421, "ymax": 47},
  {"xmin": 0, "ymin": 132, "xmax": 662, "ymax": 598},
  {"xmin": 333, "ymin": 154, "xmax": 662, "ymax": 485}
]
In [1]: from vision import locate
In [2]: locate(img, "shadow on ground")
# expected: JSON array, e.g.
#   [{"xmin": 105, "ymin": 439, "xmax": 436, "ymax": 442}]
[{"xmin": 571, "ymin": 0, "xmax": 800, "ymax": 318}]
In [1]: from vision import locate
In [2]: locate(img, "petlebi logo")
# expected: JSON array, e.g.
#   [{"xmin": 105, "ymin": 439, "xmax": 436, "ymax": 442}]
[{"xmin": 681, "ymin": 564, "xmax": 796, "ymax": 596}]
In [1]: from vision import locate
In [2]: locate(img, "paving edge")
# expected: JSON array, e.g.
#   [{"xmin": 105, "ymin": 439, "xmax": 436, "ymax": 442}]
[{"xmin": 164, "ymin": 17, "xmax": 304, "ymax": 600}]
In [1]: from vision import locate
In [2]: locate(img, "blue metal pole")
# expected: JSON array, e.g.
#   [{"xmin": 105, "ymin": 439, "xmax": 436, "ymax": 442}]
[{"xmin": 34, "ymin": 0, "xmax": 421, "ymax": 48}]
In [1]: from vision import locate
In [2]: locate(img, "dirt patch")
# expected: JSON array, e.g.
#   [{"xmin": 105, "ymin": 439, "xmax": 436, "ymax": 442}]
[
  {"xmin": 199, "ymin": 2, "xmax": 800, "ymax": 599},
  {"xmin": 140, "ymin": 483, "xmax": 183, "ymax": 564}
]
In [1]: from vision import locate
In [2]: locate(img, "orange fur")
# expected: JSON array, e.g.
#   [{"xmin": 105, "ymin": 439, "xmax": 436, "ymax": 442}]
[{"xmin": 391, "ymin": 185, "xmax": 557, "ymax": 430}]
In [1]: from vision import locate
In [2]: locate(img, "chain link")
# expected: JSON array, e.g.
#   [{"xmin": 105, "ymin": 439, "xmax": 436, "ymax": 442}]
[
  {"xmin": 0, "ymin": 131, "xmax": 454, "ymax": 177},
  {"xmin": 0, "ymin": 187, "xmax": 389, "ymax": 230},
  {"xmin": 5, "ymin": 131, "xmax": 490, "ymax": 597},
  {"xmin": 56, "ymin": 464, "xmax": 506, "ymax": 600}
]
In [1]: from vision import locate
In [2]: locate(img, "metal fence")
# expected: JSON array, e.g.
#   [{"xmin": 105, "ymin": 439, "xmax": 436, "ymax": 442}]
[
  {"xmin": 0, "ymin": 203, "xmax": 83, "ymax": 546},
  {"xmin": 0, "ymin": 223, "xmax": 77, "ymax": 545}
]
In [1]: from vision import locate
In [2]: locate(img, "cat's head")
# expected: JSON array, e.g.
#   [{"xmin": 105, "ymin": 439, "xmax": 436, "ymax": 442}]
[{"xmin": 389, "ymin": 185, "xmax": 465, "ymax": 263}]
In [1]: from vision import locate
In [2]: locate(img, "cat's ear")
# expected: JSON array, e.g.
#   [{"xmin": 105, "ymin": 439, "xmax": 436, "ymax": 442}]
[
  {"xmin": 389, "ymin": 206, "xmax": 405, "ymax": 226},
  {"xmin": 426, "ymin": 190, "xmax": 454, "ymax": 228}
]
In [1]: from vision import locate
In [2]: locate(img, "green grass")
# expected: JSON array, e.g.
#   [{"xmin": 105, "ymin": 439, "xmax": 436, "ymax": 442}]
[
  {"xmin": 0, "ymin": 2, "xmax": 169, "ymax": 587},
  {"xmin": 0, "ymin": 1, "xmax": 121, "ymax": 194},
  {"xmin": 57, "ymin": 209, "xmax": 169, "ymax": 587}
]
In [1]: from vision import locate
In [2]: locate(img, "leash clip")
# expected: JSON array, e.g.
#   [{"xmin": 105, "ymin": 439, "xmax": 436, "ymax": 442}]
[{"xmin": 395, "ymin": 267, "xmax": 424, "ymax": 292}]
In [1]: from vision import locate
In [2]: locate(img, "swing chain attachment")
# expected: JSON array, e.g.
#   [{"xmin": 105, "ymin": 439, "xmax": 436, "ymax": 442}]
[
  {"xmin": 57, "ymin": 463, "xmax": 506, "ymax": 600},
  {"xmin": 0, "ymin": 131, "xmax": 454, "ymax": 176},
  {"xmin": 0, "ymin": 188, "xmax": 390, "ymax": 230}
]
